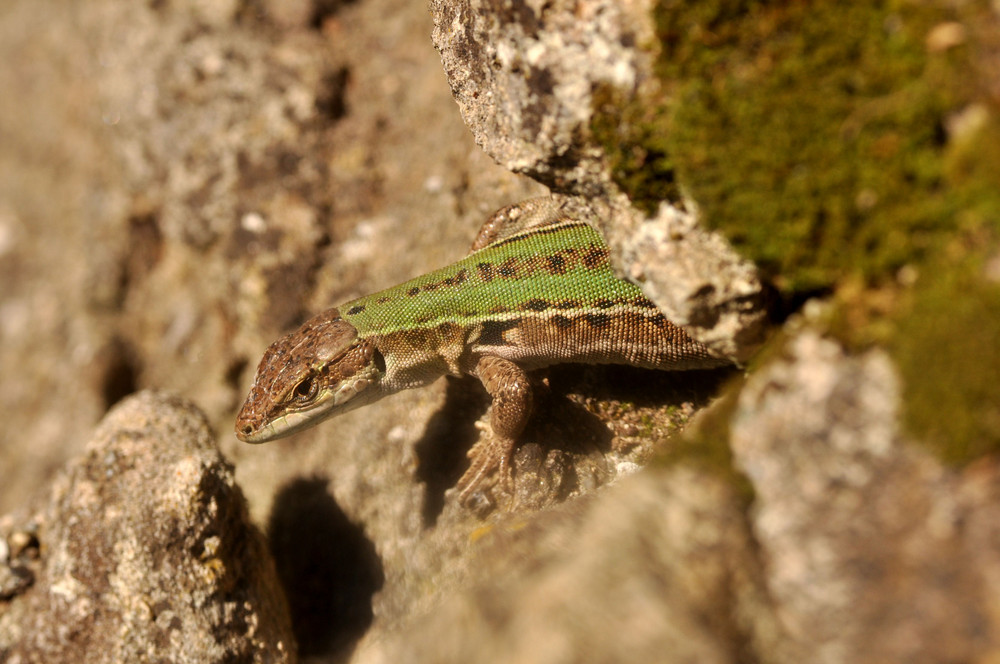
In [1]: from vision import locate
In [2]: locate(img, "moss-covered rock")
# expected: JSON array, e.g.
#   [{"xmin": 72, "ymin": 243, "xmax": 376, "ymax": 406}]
[
  {"xmin": 892, "ymin": 260, "xmax": 1000, "ymax": 463},
  {"xmin": 656, "ymin": 0, "xmax": 1000, "ymax": 293},
  {"xmin": 625, "ymin": 0, "xmax": 1000, "ymax": 464},
  {"xmin": 591, "ymin": 85, "xmax": 681, "ymax": 215}
]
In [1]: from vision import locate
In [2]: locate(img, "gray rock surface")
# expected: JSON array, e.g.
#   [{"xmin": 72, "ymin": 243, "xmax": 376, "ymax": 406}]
[
  {"xmin": 0, "ymin": 0, "xmax": 541, "ymax": 516},
  {"xmin": 0, "ymin": 391, "xmax": 294, "ymax": 663},
  {"xmin": 731, "ymin": 330, "xmax": 1000, "ymax": 664},
  {"xmin": 431, "ymin": 0, "xmax": 650, "ymax": 186},
  {"xmin": 357, "ymin": 468, "xmax": 796, "ymax": 663},
  {"xmin": 354, "ymin": 469, "xmax": 779, "ymax": 664}
]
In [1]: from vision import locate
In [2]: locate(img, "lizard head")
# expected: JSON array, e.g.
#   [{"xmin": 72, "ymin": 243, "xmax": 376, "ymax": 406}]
[{"xmin": 235, "ymin": 308, "xmax": 386, "ymax": 443}]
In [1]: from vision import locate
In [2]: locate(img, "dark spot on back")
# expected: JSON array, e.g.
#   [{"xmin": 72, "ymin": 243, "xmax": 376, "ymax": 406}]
[
  {"xmin": 523, "ymin": 298, "xmax": 550, "ymax": 312},
  {"xmin": 498, "ymin": 259, "xmax": 517, "ymax": 278},
  {"xmin": 477, "ymin": 262, "xmax": 494, "ymax": 282},
  {"xmin": 546, "ymin": 254, "xmax": 567, "ymax": 275},
  {"xmin": 479, "ymin": 319, "xmax": 521, "ymax": 346},
  {"xmin": 594, "ymin": 298, "xmax": 615, "ymax": 309},
  {"xmin": 583, "ymin": 247, "xmax": 608, "ymax": 269},
  {"xmin": 347, "ymin": 304, "xmax": 366, "ymax": 315},
  {"xmin": 407, "ymin": 286, "xmax": 420, "ymax": 296},
  {"xmin": 556, "ymin": 299, "xmax": 580, "ymax": 310},
  {"xmin": 585, "ymin": 313, "xmax": 611, "ymax": 329},
  {"xmin": 552, "ymin": 315, "xmax": 574, "ymax": 329}
]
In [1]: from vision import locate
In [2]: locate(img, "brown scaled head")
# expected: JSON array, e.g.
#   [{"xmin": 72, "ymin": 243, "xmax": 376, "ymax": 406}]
[{"xmin": 235, "ymin": 308, "xmax": 383, "ymax": 443}]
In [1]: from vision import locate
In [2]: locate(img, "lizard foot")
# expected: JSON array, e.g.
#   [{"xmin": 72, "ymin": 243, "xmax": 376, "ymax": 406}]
[{"xmin": 456, "ymin": 434, "xmax": 516, "ymax": 507}]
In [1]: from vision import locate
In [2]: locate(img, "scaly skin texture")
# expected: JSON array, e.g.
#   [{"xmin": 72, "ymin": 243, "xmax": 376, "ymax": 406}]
[{"xmin": 236, "ymin": 198, "xmax": 729, "ymax": 503}]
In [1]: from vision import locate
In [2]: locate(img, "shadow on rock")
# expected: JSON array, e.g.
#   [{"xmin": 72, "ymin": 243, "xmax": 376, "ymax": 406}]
[
  {"xmin": 267, "ymin": 477, "xmax": 384, "ymax": 659},
  {"xmin": 413, "ymin": 375, "xmax": 492, "ymax": 525}
]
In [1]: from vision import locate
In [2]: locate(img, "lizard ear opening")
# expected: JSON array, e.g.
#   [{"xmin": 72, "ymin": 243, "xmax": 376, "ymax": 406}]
[{"xmin": 372, "ymin": 347, "xmax": 386, "ymax": 373}]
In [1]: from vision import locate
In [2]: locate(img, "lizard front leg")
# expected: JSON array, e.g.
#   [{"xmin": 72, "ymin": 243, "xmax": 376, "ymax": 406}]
[{"xmin": 456, "ymin": 355, "xmax": 533, "ymax": 503}]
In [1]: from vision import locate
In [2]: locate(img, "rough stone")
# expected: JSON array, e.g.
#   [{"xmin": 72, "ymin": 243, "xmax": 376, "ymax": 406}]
[
  {"xmin": 354, "ymin": 469, "xmax": 783, "ymax": 664},
  {"xmin": 0, "ymin": 391, "xmax": 295, "ymax": 663},
  {"xmin": 731, "ymin": 330, "xmax": 1000, "ymax": 664},
  {"xmin": 0, "ymin": 0, "xmax": 539, "ymax": 518},
  {"xmin": 430, "ymin": 0, "xmax": 659, "ymax": 189}
]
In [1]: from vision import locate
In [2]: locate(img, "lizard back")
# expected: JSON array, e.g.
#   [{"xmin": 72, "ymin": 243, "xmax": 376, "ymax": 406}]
[{"xmin": 339, "ymin": 221, "xmax": 725, "ymax": 377}]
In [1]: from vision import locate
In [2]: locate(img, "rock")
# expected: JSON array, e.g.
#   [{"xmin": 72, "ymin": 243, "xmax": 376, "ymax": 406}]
[
  {"xmin": 731, "ymin": 330, "xmax": 1000, "ymax": 663},
  {"xmin": 430, "ymin": 0, "xmax": 649, "ymax": 186},
  {"xmin": 0, "ymin": 0, "xmax": 540, "ymax": 521},
  {"xmin": 0, "ymin": 391, "xmax": 295, "ymax": 663},
  {"xmin": 354, "ymin": 469, "xmax": 782, "ymax": 664}
]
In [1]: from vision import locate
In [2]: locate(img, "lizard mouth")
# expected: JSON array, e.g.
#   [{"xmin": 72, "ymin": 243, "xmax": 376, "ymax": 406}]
[{"xmin": 236, "ymin": 410, "xmax": 316, "ymax": 443}]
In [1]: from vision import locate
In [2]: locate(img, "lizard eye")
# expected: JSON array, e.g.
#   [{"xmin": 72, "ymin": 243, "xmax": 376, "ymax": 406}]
[{"xmin": 290, "ymin": 376, "xmax": 318, "ymax": 403}]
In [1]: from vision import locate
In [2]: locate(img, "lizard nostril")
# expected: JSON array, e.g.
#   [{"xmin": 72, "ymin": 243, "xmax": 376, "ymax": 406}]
[{"xmin": 241, "ymin": 424, "xmax": 253, "ymax": 436}]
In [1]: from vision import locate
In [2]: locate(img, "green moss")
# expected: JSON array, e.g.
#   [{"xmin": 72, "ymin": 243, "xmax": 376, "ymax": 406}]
[
  {"xmin": 591, "ymin": 85, "xmax": 681, "ymax": 215},
  {"xmin": 638, "ymin": 412, "xmax": 657, "ymax": 435},
  {"xmin": 653, "ymin": 0, "xmax": 1000, "ymax": 294},
  {"xmin": 891, "ymin": 257, "xmax": 1000, "ymax": 464}
]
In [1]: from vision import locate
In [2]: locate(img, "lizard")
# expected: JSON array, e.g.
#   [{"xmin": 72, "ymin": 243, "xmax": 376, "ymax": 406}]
[{"xmin": 235, "ymin": 197, "xmax": 731, "ymax": 504}]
